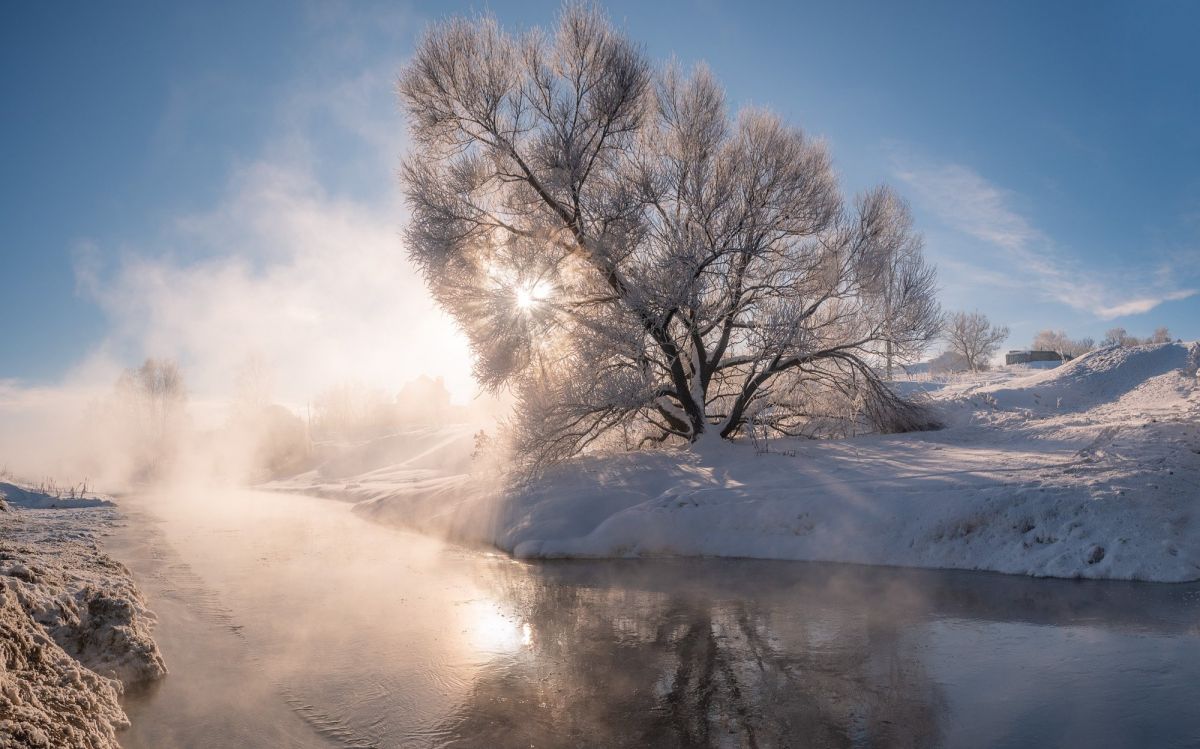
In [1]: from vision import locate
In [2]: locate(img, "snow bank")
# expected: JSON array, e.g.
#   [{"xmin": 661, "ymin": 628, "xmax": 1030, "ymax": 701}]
[
  {"xmin": 0, "ymin": 485, "xmax": 166, "ymax": 748},
  {"xmin": 264, "ymin": 423, "xmax": 478, "ymax": 497},
  {"xmin": 290, "ymin": 343, "xmax": 1200, "ymax": 582},
  {"xmin": 0, "ymin": 580, "xmax": 129, "ymax": 749},
  {"xmin": 0, "ymin": 482, "xmax": 113, "ymax": 510}
]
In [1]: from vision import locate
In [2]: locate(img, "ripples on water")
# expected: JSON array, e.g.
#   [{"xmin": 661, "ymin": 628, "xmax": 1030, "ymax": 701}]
[{"xmin": 111, "ymin": 490, "xmax": 1200, "ymax": 749}]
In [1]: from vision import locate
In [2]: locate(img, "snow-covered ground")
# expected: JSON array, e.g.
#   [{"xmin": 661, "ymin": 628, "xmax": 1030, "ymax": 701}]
[
  {"xmin": 0, "ymin": 483, "xmax": 166, "ymax": 749},
  {"xmin": 270, "ymin": 342, "xmax": 1200, "ymax": 582},
  {"xmin": 262, "ymin": 423, "xmax": 479, "ymax": 504}
]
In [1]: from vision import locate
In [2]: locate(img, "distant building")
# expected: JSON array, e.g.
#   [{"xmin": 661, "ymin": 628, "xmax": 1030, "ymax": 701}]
[{"xmin": 1005, "ymin": 350, "xmax": 1070, "ymax": 366}]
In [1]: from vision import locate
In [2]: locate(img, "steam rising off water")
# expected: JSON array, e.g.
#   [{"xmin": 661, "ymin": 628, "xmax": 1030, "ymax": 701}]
[{"xmin": 109, "ymin": 488, "xmax": 1200, "ymax": 748}]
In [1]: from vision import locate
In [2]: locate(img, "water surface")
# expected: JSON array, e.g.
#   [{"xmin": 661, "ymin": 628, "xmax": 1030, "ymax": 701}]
[{"xmin": 107, "ymin": 488, "xmax": 1200, "ymax": 748}]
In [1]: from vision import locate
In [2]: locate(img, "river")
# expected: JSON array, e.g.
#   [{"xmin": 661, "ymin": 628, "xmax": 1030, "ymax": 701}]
[{"xmin": 104, "ymin": 488, "xmax": 1200, "ymax": 748}]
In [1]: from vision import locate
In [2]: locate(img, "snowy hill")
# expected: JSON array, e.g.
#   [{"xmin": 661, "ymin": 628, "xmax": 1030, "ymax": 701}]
[
  {"xmin": 280, "ymin": 343, "xmax": 1200, "ymax": 582},
  {"xmin": 953, "ymin": 342, "xmax": 1197, "ymax": 415}
]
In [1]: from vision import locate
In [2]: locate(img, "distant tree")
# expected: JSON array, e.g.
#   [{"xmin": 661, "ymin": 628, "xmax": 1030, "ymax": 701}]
[
  {"xmin": 311, "ymin": 382, "xmax": 394, "ymax": 441},
  {"xmin": 1032, "ymin": 329, "xmax": 1068, "ymax": 358},
  {"xmin": 398, "ymin": 4, "xmax": 941, "ymax": 466},
  {"xmin": 1031, "ymin": 329, "xmax": 1093, "ymax": 360},
  {"xmin": 1103, "ymin": 327, "xmax": 1130, "ymax": 347},
  {"xmin": 116, "ymin": 358, "xmax": 186, "ymax": 441},
  {"xmin": 231, "ymin": 354, "xmax": 273, "ymax": 418},
  {"xmin": 944, "ymin": 311, "xmax": 1009, "ymax": 372},
  {"xmin": 1102, "ymin": 327, "xmax": 1167, "ymax": 347},
  {"xmin": 249, "ymin": 405, "xmax": 311, "ymax": 478},
  {"xmin": 112, "ymin": 357, "xmax": 188, "ymax": 479},
  {"xmin": 395, "ymin": 375, "xmax": 459, "ymax": 424},
  {"xmin": 224, "ymin": 358, "xmax": 312, "ymax": 480}
]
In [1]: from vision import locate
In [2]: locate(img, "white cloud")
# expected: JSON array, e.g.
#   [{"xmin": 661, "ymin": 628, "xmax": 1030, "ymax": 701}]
[{"xmin": 894, "ymin": 161, "xmax": 1197, "ymax": 320}]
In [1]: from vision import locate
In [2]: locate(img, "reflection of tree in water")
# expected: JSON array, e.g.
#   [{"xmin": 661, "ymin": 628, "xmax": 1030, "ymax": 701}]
[{"xmin": 437, "ymin": 563, "xmax": 943, "ymax": 748}]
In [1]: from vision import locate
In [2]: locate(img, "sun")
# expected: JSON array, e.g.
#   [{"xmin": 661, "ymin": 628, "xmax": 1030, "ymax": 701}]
[{"xmin": 514, "ymin": 280, "xmax": 552, "ymax": 311}]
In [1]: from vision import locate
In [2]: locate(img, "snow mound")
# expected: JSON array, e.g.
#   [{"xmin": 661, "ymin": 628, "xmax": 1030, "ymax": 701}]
[
  {"xmin": 964, "ymin": 342, "xmax": 1192, "ymax": 413},
  {"xmin": 1187, "ymin": 341, "xmax": 1200, "ymax": 377},
  {"xmin": 0, "ymin": 482, "xmax": 113, "ymax": 510}
]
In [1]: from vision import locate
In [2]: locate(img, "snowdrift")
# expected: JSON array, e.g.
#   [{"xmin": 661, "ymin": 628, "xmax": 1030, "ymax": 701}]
[
  {"xmin": 0, "ymin": 481, "xmax": 113, "ymax": 509},
  {"xmin": 287, "ymin": 343, "xmax": 1200, "ymax": 582},
  {"xmin": 263, "ymin": 423, "xmax": 479, "ymax": 502},
  {"xmin": 952, "ymin": 341, "xmax": 1197, "ymax": 416},
  {"xmin": 0, "ymin": 485, "xmax": 165, "ymax": 748}
]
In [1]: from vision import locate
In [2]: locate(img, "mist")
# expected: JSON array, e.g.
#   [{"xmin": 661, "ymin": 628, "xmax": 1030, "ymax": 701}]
[
  {"xmin": 0, "ymin": 77, "xmax": 499, "ymax": 491},
  {"xmin": 0, "ymin": 163, "xmax": 493, "ymax": 489}
]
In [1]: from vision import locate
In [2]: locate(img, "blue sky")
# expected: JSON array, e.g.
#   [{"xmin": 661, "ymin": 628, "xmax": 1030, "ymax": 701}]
[{"xmin": 2, "ymin": 0, "xmax": 1198, "ymax": 400}]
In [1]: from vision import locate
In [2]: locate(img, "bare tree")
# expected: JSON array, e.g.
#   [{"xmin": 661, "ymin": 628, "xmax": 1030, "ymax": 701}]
[
  {"xmin": 1102, "ymin": 327, "xmax": 1134, "ymax": 347},
  {"xmin": 399, "ymin": 5, "xmax": 941, "ymax": 467},
  {"xmin": 111, "ymin": 357, "xmax": 188, "ymax": 479},
  {"xmin": 117, "ymin": 358, "xmax": 186, "ymax": 440},
  {"xmin": 1032, "ymin": 329, "xmax": 1067, "ymax": 358},
  {"xmin": 1031, "ymin": 329, "xmax": 1093, "ymax": 360},
  {"xmin": 943, "ymin": 311, "xmax": 1008, "ymax": 372},
  {"xmin": 1102, "ymin": 327, "xmax": 1160, "ymax": 347},
  {"xmin": 232, "ymin": 354, "xmax": 273, "ymax": 418},
  {"xmin": 311, "ymin": 382, "xmax": 394, "ymax": 441}
]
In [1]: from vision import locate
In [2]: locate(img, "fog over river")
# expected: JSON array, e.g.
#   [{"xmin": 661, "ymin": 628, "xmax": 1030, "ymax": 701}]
[{"xmin": 105, "ymin": 488, "xmax": 1200, "ymax": 749}]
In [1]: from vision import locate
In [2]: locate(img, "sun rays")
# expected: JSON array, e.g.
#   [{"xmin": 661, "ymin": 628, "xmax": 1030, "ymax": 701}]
[{"xmin": 514, "ymin": 280, "xmax": 553, "ymax": 312}]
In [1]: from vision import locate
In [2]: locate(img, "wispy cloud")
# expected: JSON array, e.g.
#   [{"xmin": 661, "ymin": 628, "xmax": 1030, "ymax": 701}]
[{"xmin": 894, "ymin": 161, "xmax": 1197, "ymax": 320}]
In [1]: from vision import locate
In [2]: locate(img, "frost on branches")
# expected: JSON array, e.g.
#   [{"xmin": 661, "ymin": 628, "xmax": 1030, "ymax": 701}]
[{"xmin": 399, "ymin": 4, "xmax": 941, "ymax": 468}]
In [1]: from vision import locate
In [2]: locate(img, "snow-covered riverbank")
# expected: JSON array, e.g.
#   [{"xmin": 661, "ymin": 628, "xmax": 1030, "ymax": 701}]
[
  {"xmin": 0, "ymin": 483, "xmax": 165, "ymax": 749},
  {"xmin": 270, "ymin": 342, "xmax": 1200, "ymax": 582}
]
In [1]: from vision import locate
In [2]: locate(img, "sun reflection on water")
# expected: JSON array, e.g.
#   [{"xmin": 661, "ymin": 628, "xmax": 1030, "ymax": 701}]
[{"xmin": 463, "ymin": 599, "xmax": 532, "ymax": 655}]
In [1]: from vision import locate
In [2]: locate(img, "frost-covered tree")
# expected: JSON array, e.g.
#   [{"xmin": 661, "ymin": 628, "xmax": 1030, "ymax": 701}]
[
  {"xmin": 399, "ymin": 5, "xmax": 941, "ymax": 466},
  {"xmin": 311, "ymin": 382, "xmax": 393, "ymax": 441},
  {"xmin": 116, "ymin": 358, "xmax": 186, "ymax": 442},
  {"xmin": 944, "ymin": 311, "xmax": 1008, "ymax": 372},
  {"xmin": 109, "ymin": 357, "xmax": 188, "ymax": 480},
  {"xmin": 1107, "ymin": 326, "xmax": 1173, "ymax": 347},
  {"xmin": 1031, "ymin": 329, "xmax": 1066, "ymax": 357},
  {"xmin": 1072, "ymin": 336, "xmax": 1096, "ymax": 357},
  {"xmin": 1031, "ymin": 329, "xmax": 1093, "ymax": 360}
]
